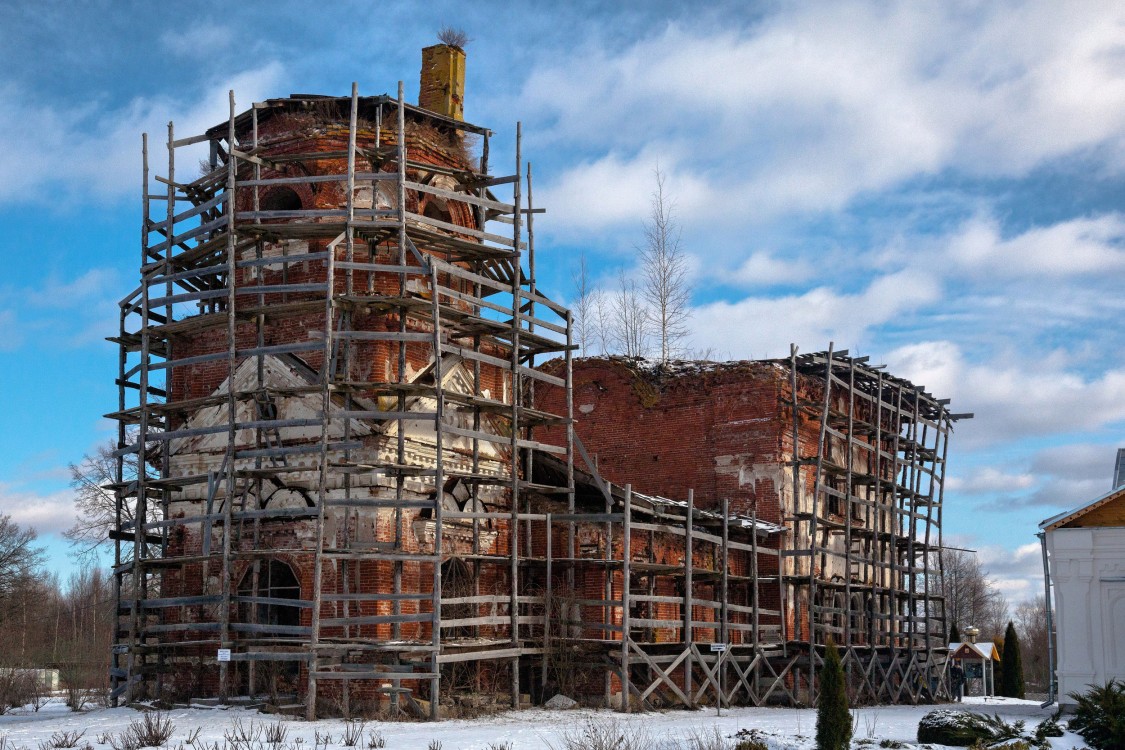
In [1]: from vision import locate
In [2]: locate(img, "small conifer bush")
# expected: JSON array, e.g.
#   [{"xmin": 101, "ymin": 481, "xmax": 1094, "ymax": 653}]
[
  {"xmin": 816, "ymin": 640, "xmax": 852, "ymax": 750},
  {"xmin": 1000, "ymin": 621, "xmax": 1025, "ymax": 698},
  {"xmin": 1068, "ymin": 680, "xmax": 1125, "ymax": 750}
]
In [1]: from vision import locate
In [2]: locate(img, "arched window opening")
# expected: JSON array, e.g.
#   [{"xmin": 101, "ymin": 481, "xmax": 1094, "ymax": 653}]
[
  {"xmin": 849, "ymin": 593, "xmax": 866, "ymax": 645},
  {"xmin": 260, "ymin": 187, "xmax": 303, "ymax": 212},
  {"xmin": 238, "ymin": 560, "xmax": 301, "ymax": 632},
  {"xmin": 442, "ymin": 557, "xmax": 473, "ymax": 638},
  {"xmin": 422, "ymin": 197, "xmax": 452, "ymax": 224}
]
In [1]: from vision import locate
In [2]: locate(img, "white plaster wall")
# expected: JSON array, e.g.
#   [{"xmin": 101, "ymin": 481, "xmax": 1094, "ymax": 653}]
[{"xmin": 1047, "ymin": 526, "xmax": 1125, "ymax": 704}]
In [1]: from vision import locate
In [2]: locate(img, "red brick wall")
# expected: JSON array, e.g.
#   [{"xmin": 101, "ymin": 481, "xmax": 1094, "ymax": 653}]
[{"xmin": 535, "ymin": 359, "xmax": 793, "ymax": 520}]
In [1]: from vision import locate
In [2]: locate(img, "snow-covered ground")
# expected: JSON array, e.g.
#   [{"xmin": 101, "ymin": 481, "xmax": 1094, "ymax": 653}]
[{"xmin": 0, "ymin": 696, "xmax": 1084, "ymax": 750}]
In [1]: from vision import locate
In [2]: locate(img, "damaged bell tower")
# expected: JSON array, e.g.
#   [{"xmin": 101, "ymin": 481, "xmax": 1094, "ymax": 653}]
[{"xmin": 109, "ymin": 41, "xmax": 580, "ymax": 717}]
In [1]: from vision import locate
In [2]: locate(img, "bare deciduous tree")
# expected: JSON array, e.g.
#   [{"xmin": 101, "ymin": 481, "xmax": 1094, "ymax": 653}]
[
  {"xmin": 593, "ymin": 291, "xmax": 613, "ymax": 356},
  {"xmin": 0, "ymin": 516, "xmax": 44, "ymax": 599},
  {"xmin": 1014, "ymin": 595, "xmax": 1050, "ymax": 691},
  {"xmin": 66, "ymin": 435, "xmax": 159, "ymax": 563},
  {"xmin": 941, "ymin": 548, "xmax": 1009, "ymax": 641},
  {"xmin": 572, "ymin": 251, "xmax": 595, "ymax": 356},
  {"xmin": 611, "ymin": 268, "xmax": 651, "ymax": 358},
  {"xmin": 638, "ymin": 168, "xmax": 691, "ymax": 362}
]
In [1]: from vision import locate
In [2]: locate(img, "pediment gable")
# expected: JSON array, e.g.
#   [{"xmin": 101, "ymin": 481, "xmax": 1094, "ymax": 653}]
[{"xmin": 1041, "ymin": 486, "xmax": 1125, "ymax": 532}]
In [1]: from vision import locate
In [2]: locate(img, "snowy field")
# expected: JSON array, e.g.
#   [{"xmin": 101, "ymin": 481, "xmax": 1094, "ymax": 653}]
[{"xmin": 0, "ymin": 696, "xmax": 1084, "ymax": 750}]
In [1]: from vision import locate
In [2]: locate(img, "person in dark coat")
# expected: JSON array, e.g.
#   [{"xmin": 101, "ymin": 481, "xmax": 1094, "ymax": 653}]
[{"xmin": 950, "ymin": 662, "xmax": 964, "ymax": 702}]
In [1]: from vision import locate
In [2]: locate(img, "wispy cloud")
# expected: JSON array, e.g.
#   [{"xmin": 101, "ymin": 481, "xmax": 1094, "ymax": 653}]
[
  {"xmin": 513, "ymin": 2, "xmax": 1125, "ymax": 229},
  {"xmin": 159, "ymin": 24, "xmax": 235, "ymax": 59},
  {"xmin": 0, "ymin": 62, "xmax": 285, "ymax": 205},
  {"xmin": 886, "ymin": 340, "xmax": 1125, "ymax": 447},
  {"xmin": 0, "ymin": 266, "xmax": 123, "ymax": 351},
  {"xmin": 0, "ymin": 481, "xmax": 75, "ymax": 537}
]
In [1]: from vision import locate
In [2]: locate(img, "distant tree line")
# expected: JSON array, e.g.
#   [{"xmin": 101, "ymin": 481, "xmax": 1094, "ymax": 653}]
[
  {"xmin": 941, "ymin": 547, "xmax": 1050, "ymax": 695},
  {"xmin": 0, "ymin": 514, "xmax": 115, "ymax": 698}
]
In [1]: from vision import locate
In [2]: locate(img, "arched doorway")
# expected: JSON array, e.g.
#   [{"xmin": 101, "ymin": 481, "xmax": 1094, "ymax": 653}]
[{"xmin": 237, "ymin": 560, "xmax": 302, "ymax": 693}]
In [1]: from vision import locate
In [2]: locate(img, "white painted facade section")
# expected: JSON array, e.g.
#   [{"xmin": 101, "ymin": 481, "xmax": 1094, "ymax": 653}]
[{"xmin": 1046, "ymin": 526, "xmax": 1125, "ymax": 704}]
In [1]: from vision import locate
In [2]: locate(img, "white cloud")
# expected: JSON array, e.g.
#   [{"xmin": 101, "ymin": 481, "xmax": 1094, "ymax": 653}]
[
  {"xmin": 885, "ymin": 340, "xmax": 1125, "ymax": 446},
  {"xmin": 536, "ymin": 147, "xmax": 718, "ymax": 238},
  {"xmin": 947, "ymin": 467, "xmax": 1037, "ymax": 495},
  {"xmin": 948, "ymin": 214, "xmax": 1125, "ymax": 277},
  {"xmin": 688, "ymin": 269, "xmax": 941, "ymax": 358},
  {"xmin": 0, "ymin": 62, "xmax": 285, "ymax": 204},
  {"xmin": 159, "ymin": 24, "xmax": 235, "ymax": 58},
  {"xmin": 728, "ymin": 252, "xmax": 813, "ymax": 287},
  {"xmin": 0, "ymin": 482, "xmax": 76, "ymax": 537},
  {"xmin": 512, "ymin": 2, "xmax": 1125, "ymax": 229},
  {"xmin": 1021, "ymin": 443, "xmax": 1121, "ymax": 510},
  {"xmin": 978, "ymin": 541, "xmax": 1045, "ymax": 604}
]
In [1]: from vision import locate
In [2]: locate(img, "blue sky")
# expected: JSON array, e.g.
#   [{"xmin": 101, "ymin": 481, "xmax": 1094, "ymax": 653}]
[{"xmin": 1, "ymin": 0, "xmax": 1123, "ymax": 603}]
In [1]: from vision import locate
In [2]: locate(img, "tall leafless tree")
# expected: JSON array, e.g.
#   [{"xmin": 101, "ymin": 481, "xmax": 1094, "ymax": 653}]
[
  {"xmin": 611, "ymin": 268, "xmax": 651, "ymax": 358},
  {"xmin": 940, "ymin": 548, "xmax": 1009, "ymax": 640},
  {"xmin": 593, "ymin": 291, "xmax": 614, "ymax": 356},
  {"xmin": 639, "ymin": 168, "xmax": 691, "ymax": 361},
  {"xmin": 1014, "ymin": 595, "xmax": 1050, "ymax": 691},
  {"xmin": 66, "ymin": 434, "xmax": 159, "ymax": 563},
  {"xmin": 572, "ymin": 251, "xmax": 595, "ymax": 356},
  {"xmin": 0, "ymin": 516, "xmax": 44, "ymax": 599}
]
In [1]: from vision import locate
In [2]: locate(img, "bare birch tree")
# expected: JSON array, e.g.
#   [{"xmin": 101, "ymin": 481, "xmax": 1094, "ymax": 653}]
[
  {"xmin": 1014, "ymin": 595, "xmax": 1050, "ymax": 691},
  {"xmin": 572, "ymin": 251, "xmax": 595, "ymax": 356},
  {"xmin": 639, "ymin": 168, "xmax": 691, "ymax": 361},
  {"xmin": 593, "ymin": 289, "xmax": 614, "ymax": 356},
  {"xmin": 611, "ymin": 268, "xmax": 651, "ymax": 358}
]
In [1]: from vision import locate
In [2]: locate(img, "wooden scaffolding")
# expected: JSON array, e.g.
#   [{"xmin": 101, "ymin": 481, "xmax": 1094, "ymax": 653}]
[
  {"xmin": 107, "ymin": 79, "xmax": 961, "ymax": 718},
  {"xmin": 107, "ymin": 81, "xmax": 583, "ymax": 718},
  {"xmin": 780, "ymin": 345, "xmax": 967, "ymax": 704}
]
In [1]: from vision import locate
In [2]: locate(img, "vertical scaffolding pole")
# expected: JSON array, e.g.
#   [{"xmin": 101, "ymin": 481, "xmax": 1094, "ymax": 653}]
[
  {"xmin": 123, "ymin": 130, "xmax": 153, "ymax": 704},
  {"xmin": 429, "ymin": 262, "xmax": 445, "ymax": 720},
  {"xmin": 684, "ymin": 489, "xmax": 694, "ymax": 701},
  {"xmin": 305, "ymin": 87, "xmax": 342, "ymax": 719},
  {"xmin": 621, "ymin": 485, "xmax": 631, "ymax": 713},
  {"xmin": 720, "ymin": 496, "xmax": 729, "ymax": 708},
  {"xmin": 508, "ymin": 121, "xmax": 523, "ymax": 710},
  {"xmin": 391, "ymin": 84, "xmax": 408, "ymax": 711},
  {"xmin": 808, "ymin": 343, "xmax": 834, "ymax": 698},
  {"xmin": 219, "ymin": 90, "xmax": 238, "ymax": 705}
]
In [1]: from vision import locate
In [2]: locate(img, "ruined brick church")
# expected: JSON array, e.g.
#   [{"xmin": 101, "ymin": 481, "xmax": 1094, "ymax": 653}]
[{"xmin": 108, "ymin": 42, "xmax": 962, "ymax": 717}]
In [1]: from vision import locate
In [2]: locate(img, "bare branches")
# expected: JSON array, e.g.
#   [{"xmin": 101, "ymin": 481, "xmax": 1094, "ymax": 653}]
[
  {"xmin": 437, "ymin": 26, "xmax": 470, "ymax": 49},
  {"xmin": 639, "ymin": 168, "xmax": 691, "ymax": 362},
  {"xmin": 0, "ymin": 516, "xmax": 44, "ymax": 598},
  {"xmin": 65, "ymin": 434, "xmax": 159, "ymax": 563},
  {"xmin": 611, "ymin": 269, "xmax": 651, "ymax": 358},
  {"xmin": 573, "ymin": 252, "xmax": 595, "ymax": 356},
  {"xmin": 940, "ymin": 548, "xmax": 1008, "ymax": 639},
  {"xmin": 569, "ymin": 168, "xmax": 691, "ymax": 361}
]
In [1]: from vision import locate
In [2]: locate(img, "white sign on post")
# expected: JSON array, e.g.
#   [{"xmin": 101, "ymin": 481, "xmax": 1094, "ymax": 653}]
[
  {"xmin": 217, "ymin": 649, "xmax": 231, "ymax": 662},
  {"xmin": 710, "ymin": 643, "xmax": 728, "ymax": 653}
]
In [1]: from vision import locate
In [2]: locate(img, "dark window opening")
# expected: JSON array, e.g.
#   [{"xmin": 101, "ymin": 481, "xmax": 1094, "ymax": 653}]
[
  {"xmin": 422, "ymin": 199, "xmax": 451, "ymax": 224},
  {"xmin": 442, "ymin": 557, "xmax": 473, "ymax": 638},
  {"xmin": 237, "ymin": 560, "xmax": 301, "ymax": 632},
  {"xmin": 260, "ymin": 187, "xmax": 303, "ymax": 212}
]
